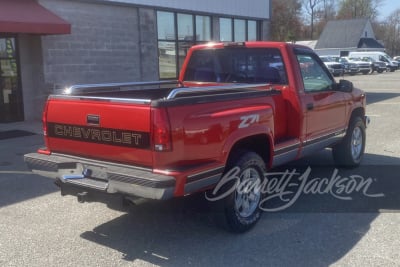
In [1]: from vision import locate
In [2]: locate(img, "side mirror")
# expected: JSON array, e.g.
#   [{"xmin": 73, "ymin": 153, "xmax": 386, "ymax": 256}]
[{"xmin": 335, "ymin": 79, "xmax": 353, "ymax": 92}]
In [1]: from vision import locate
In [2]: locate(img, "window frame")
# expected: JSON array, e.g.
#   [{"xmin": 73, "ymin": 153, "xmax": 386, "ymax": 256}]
[
  {"xmin": 183, "ymin": 47, "xmax": 288, "ymax": 85},
  {"xmin": 157, "ymin": 10, "xmax": 260, "ymax": 79},
  {"xmin": 219, "ymin": 17, "xmax": 260, "ymax": 42},
  {"xmin": 295, "ymin": 49, "xmax": 335, "ymax": 93},
  {"xmin": 157, "ymin": 11, "xmax": 214, "ymax": 79}
]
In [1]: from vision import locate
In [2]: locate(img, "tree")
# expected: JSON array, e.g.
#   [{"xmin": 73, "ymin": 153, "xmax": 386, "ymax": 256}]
[
  {"xmin": 314, "ymin": 0, "xmax": 338, "ymax": 37},
  {"xmin": 336, "ymin": 0, "xmax": 384, "ymax": 21},
  {"xmin": 380, "ymin": 9, "xmax": 400, "ymax": 56},
  {"xmin": 320, "ymin": 0, "xmax": 338, "ymax": 21},
  {"xmin": 302, "ymin": 0, "xmax": 324, "ymax": 39},
  {"xmin": 270, "ymin": 0, "xmax": 303, "ymax": 41}
]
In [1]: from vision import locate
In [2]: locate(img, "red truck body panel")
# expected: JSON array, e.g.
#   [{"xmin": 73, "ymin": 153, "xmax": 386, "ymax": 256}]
[{"xmin": 46, "ymin": 98, "xmax": 153, "ymax": 167}]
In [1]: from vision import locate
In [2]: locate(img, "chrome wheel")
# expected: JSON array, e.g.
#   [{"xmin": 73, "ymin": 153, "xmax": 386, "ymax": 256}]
[
  {"xmin": 333, "ymin": 117, "xmax": 366, "ymax": 168},
  {"xmin": 216, "ymin": 151, "xmax": 265, "ymax": 232},
  {"xmin": 351, "ymin": 126, "xmax": 363, "ymax": 160},
  {"xmin": 234, "ymin": 167, "xmax": 261, "ymax": 218}
]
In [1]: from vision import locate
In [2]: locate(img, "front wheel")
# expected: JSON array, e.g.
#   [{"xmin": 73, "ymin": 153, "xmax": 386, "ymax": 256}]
[
  {"xmin": 332, "ymin": 117, "xmax": 366, "ymax": 168},
  {"xmin": 213, "ymin": 151, "xmax": 266, "ymax": 233}
]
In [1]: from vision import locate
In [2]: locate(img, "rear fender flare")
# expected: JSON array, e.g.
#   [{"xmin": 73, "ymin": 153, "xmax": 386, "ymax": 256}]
[{"xmin": 221, "ymin": 125, "xmax": 274, "ymax": 168}]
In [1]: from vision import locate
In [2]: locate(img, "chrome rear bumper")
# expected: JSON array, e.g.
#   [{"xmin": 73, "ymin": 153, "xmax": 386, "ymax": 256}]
[{"xmin": 24, "ymin": 152, "xmax": 175, "ymax": 200}]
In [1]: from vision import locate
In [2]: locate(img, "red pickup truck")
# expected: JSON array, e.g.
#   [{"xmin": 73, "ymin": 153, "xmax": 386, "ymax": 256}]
[{"xmin": 25, "ymin": 42, "xmax": 368, "ymax": 232}]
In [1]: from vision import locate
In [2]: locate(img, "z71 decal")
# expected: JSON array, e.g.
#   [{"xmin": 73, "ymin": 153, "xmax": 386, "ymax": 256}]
[{"xmin": 239, "ymin": 114, "xmax": 260, "ymax": 128}]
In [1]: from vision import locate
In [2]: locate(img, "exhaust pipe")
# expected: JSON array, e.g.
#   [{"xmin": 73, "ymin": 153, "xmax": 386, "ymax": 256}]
[
  {"xmin": 77, "ymin": 192, "xmax": 89, "ymax": 203},
  {"xmin": 124, "ymin": 196, "xmax": 148, "ymax": 206}
]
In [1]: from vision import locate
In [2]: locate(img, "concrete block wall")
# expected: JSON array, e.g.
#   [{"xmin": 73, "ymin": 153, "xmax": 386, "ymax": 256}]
[
  {"xmin": 138, "ymin": 8, "xmax": 158, "ymax": 81},
  {"xmin": 18, "ymin": 35, "xmax": 47, "ymax": 121},
  {"xmin": 39, "ymin": 0, "xmax": 158, "ymax": 90}
]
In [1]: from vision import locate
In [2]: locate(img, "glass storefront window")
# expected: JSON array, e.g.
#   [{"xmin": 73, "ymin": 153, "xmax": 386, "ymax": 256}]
[
  {"xmin": 158, "ymin": 41, "xmax": 177, "ymax": 79},
  {"xmin": 157, "ymin": 11, "xmax": 175, "ymax": 40},
  {"xmin": 0, "ymin": 37, "xmax": 23, "ymax": 122},
  {"xmin": 196, "ymin": 15, "xmax": 211, "ymax": 41},
  {"xmin": 178, "ymin": 13, "xmax": 194, "ymax": 41},
  {"xmin": 248, "ymin": 20, "xmax": 258, "ymax": 41},
  {"xmin": 234, "ymin": 19, "xmax": 246, "ymax": 42},
  {"xmin": 220, "ymin": 18, "xmax": 258, "ymax": 42},
  {"xmin": 0, "ymin": 38, "xmax": 16, "ymax": 58},
  {"xmin": 157, "ymin": 11, "xmax": 213, "ymax": 78},
  {"xmin": 178, "ymin": 42, "xmax": 194, "ymax": 71},
  {"xmin": 157, "ymin": 11, "xmax": 258, "ymax": 78},
  {"xmin": 219, "ymin": 18, "xmax": 232, "ymax": 42}
]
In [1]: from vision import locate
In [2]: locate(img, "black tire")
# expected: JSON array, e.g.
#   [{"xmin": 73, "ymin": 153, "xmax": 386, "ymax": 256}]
[
  {"xmin": 212, "ymin": 151, "xmax": 266, "ymax": 233},
  {"xmin": 377, "ymin": 69, "xmax": 384, "ymax": 73},
  {"xmin": 332, "ymin": 117, "xmax": 366, "ymax": 168}
]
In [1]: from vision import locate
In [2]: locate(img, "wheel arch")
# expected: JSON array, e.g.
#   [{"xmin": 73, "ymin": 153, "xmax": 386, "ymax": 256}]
[
  {"xmin": 223, "ymin": 133, "xmax": 273, "ymax": 170},
  {"xmin": 349, "ymin": 107, "xmax": 365, "ymax": 125}
]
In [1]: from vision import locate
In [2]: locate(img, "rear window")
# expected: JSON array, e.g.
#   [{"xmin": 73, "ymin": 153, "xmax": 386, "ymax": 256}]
[{"xmin": 183, "ymin": 48, "xmax": 288, "ymax": 84}]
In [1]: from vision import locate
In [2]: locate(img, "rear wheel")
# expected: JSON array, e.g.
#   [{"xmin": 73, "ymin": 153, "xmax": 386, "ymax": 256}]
[
  {"xmin": 213, "ymin": 151, "xmax": 266, "ymax": 233},
  {"xmin": 333, "ymin": 117, "xmax": 366, "ymax": 168}
]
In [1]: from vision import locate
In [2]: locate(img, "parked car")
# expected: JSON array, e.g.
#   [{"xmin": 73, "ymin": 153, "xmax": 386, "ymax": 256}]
[
  {"xmin": 349, "ymin": 51, "xmax": 398, "ymax": 72},
  {"xmin": 344, "ymin": 57, "xmax": 371, "ymax": 75},
  {"xmin": 360, "ymin": 56, "xmax": 386, "ymax": 73},
  {"xmin": 319, "ymin": 56, "xmax": 344, "ymax": 76},
  {"xmin": 334, "ymin": 56, "xmax": 359, "ymax": 75}
]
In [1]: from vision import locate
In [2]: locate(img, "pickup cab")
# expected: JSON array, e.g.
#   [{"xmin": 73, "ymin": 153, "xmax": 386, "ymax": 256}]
[{"xmin": 25, "ymin": 42, "xmax": 368, "ymax": 232}]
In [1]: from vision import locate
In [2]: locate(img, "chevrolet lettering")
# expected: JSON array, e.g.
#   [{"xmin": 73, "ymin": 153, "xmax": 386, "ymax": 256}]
[{"xmin": 47, "ymin": 122, "xmax": 150, "ymax": 148}]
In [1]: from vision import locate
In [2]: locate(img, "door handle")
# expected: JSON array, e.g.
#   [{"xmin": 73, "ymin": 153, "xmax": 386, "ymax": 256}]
[{"xmin": 307, "ymin": 103, "xmax": 314, "ymax": 110}]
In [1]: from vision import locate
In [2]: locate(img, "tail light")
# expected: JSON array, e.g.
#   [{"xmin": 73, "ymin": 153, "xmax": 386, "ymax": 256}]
[
  {"xmin": 151, "ymin": 108, "xmax": 172, "ymax": 152},
  {"xmin": 37, "ymin": 100, "xmax": 51, "ymax": 155},
  {"xmin": 42, "ymin": 100, "xmax": 49, "ymax": 137}
]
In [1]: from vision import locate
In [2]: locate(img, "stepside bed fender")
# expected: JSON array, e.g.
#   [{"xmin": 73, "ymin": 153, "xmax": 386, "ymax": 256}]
[{"xmin": 220, "ymin": 114, "xmax": 275, "ymax": 169}]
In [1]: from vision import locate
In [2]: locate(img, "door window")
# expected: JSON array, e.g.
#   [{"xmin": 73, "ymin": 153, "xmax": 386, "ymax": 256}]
[{"xmin": 296, "ymin": 53, "xmax": 334, "ymax": 92}]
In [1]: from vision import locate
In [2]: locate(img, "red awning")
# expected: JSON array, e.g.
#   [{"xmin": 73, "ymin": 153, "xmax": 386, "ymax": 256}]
[{"xmin": 0, "ymin": 0, "xmax": 71, "ymax": 34}]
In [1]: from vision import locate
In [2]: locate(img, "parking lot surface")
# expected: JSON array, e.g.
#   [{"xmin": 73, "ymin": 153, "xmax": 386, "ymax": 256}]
[{"xmin": 1, "ymin": 71, "xmax": 400, "ymax": 266}]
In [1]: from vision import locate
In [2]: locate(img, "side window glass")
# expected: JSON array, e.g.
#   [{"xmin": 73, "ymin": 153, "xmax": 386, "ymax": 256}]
[
  {"xmin": 296, "ymin": 54, "xmax": 334, "ymax": 92},
  {"xmin": 224, "ymin": 49, "xmax": 288, "ymax": 84},
  {"xmin": 183, "ymin": 48, "xmax": 288, "ymax": 84}
]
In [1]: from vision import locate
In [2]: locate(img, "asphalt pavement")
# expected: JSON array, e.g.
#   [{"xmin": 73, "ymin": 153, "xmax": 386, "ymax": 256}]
[{"xmin": 1, "ymin": 71, "xmax": 400, "ymax": 267}]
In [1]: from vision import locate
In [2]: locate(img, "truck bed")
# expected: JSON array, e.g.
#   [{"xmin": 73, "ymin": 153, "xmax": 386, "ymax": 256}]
[
  {"xmin": 61, "ymin": 80, "xmax": 272, "ymax": 102},
  {"xmin": 45, "ymin": 81, "xmax": 280, "ymax": 168}
]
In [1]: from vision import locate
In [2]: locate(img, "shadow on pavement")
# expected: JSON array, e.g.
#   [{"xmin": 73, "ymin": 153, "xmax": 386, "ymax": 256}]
[
  {"xmin": 365, "ymin": 92, "xmax": 400, "ymax": 105},
  {"xmin": 79, "ymin": 150, "xmax": 400, "ymax": 266},
  {"xmin": 0, "ymin": 134, "xmax": 57, "ymax": 208}
]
